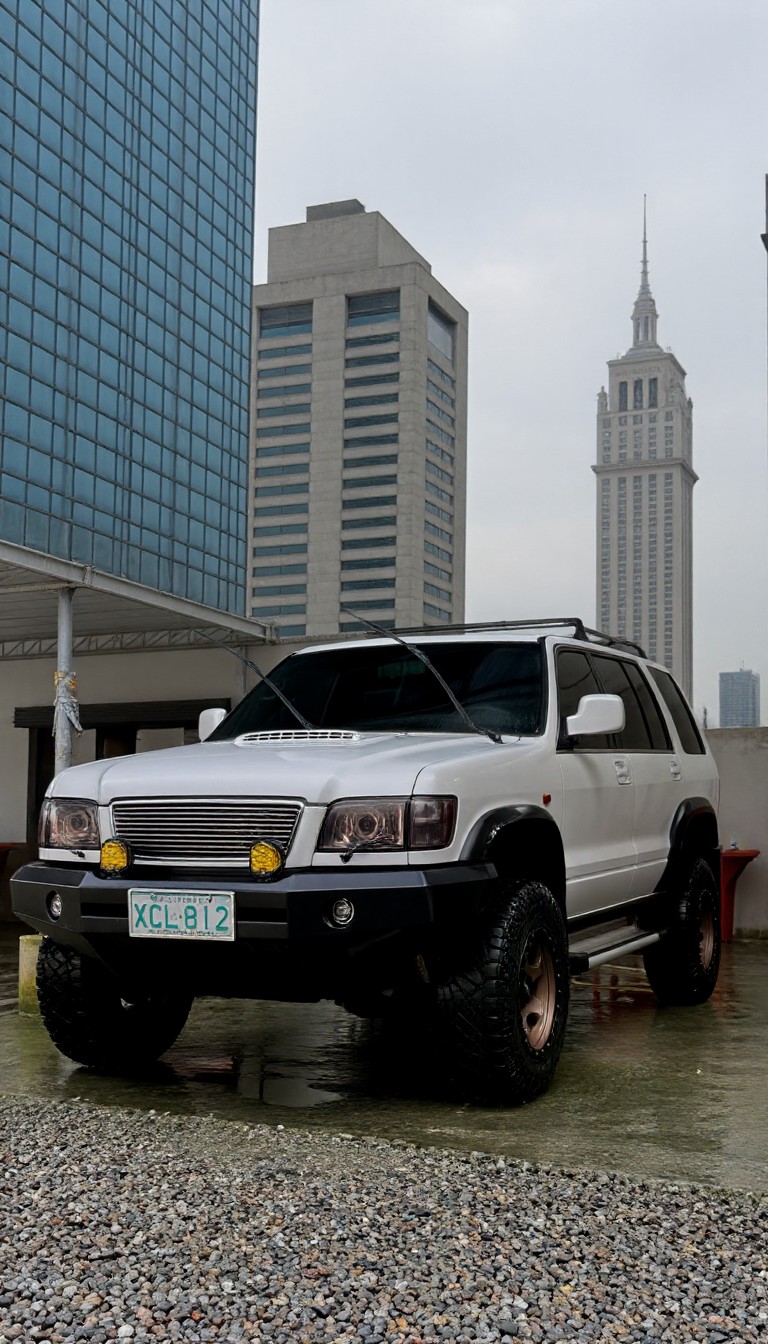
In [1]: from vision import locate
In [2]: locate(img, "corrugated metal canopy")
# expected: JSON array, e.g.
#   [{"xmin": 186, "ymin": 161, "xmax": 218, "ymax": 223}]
[{"xmin": 0, "ymin": 540, "xmax": 273, "ymax": 656}]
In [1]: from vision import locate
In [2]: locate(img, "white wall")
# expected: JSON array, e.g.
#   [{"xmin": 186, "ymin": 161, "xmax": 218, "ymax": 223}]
[{"xmin": 706, "ymin": 728, "xmax": 768, "ymax": 935}]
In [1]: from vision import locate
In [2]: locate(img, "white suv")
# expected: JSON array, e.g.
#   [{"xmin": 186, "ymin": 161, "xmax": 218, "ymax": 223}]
[{"xmin": 12, "ymin": 618, "xmax": 720, "ymax": 1104}]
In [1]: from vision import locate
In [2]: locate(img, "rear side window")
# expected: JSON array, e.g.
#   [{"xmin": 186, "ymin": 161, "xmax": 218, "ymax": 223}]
[
  {"xmin": 648, "ymin": 668, "xmax": 706, "ymax": 754},
  {"xmin": 592, "ymin": 653, "xmax": 657, "ymax": 750}
]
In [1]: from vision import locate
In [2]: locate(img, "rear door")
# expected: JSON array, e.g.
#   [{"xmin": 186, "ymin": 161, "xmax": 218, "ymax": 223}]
[
  {"xmin": 555, "ymin": 647, "xmax": 636, "ymax": 917},
  {"xmin": 590, "ymin": 653, "xmax": 679, "ymax": 899}
]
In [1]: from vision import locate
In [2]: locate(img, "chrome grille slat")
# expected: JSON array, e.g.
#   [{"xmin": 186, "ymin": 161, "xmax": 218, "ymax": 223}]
[{"xmin": 110, "ymin": 798, "xmax": 302, "ymax": 866}]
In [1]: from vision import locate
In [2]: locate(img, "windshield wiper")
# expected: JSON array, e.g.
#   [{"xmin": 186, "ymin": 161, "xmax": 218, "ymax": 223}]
[
  {"xmin": 340, "ymin": 606, "xmax": 502, "ymax": 745},
  {"xmin": 197, "ymin": 629, "xmax": 316, "ymax": 731}
]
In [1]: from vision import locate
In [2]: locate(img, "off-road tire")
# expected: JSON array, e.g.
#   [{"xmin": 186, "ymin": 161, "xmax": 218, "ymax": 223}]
[
  {"xmin": 437, "ymin": 879, "xmax": 570, "ymax": 1105},
  {"xmin": 643, "ymin": 857, "xmax": 721, "ymax": 1005},
  {"xmin": 36, "ymin": 938, "xmax": 192, "ymax": 1070}
]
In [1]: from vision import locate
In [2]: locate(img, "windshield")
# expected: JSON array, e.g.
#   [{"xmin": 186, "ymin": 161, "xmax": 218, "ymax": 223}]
[{"xmin": 210, "ymin": 641, "xmax": 544, "ymax": 739}]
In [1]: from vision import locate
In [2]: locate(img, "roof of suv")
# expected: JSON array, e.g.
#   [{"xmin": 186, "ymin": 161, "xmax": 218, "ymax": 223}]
[{"xmin": 298, "ymin": 619, "xmax": 654, "ymax": 663}]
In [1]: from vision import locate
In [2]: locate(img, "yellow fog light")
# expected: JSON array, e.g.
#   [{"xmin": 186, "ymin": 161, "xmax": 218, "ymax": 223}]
[
  {"xmin": 100, "ymin": 839, "xmax": 130, "ymax": 875},
  {"xmin": 250, "ymin": 841, "xmax": 283, "ymax": 878}
]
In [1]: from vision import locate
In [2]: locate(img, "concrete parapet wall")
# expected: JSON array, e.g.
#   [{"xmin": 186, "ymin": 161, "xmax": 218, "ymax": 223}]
[{"xmin": 706, "ymin": 728, "xmax": 768, "ymax": 935}]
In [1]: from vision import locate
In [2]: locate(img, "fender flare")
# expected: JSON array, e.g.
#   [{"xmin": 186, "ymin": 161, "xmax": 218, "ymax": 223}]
[
  {"xmin": 659, "ymin": 797, "xmax": 719, "ymax": 891},
  {"xmin": 460, "ymin": 804, "xmax": 557, "ymax": 863}
]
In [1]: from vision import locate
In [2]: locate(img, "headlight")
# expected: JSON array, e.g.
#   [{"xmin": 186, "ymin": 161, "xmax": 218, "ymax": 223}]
[
  {"xmin": 319, "ymin": 797, "xmax": 456, "ymax": 854},
  {"xmin": 39, "ymin": 799, "xmax": 100, "ymax": 850}
]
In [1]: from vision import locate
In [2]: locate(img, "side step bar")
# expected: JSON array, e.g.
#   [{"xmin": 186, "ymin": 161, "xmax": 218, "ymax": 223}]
[{"xmin": 568, "ymin": 929, "xmax": 662, "ymax": 975}]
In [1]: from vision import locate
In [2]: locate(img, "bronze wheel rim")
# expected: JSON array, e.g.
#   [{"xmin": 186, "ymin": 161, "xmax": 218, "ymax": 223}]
[
  {"xmin": 699, "ymin": 907, "xmax": 715, "ymax": 969},
  {"xmin": 521, "ymin": 936, "xmax": 557, "ymax": 1050}
]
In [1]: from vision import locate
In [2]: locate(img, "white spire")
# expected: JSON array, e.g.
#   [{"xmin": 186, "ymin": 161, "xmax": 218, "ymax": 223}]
[{"xmin": 631, "ymin": 196, "xmax": 659, "ymax": 349}]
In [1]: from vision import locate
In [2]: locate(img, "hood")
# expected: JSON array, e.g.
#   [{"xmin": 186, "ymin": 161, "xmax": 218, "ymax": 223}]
[{"xmin": 49, "ymin": 731, "xmax": 530, "ymax": 806}]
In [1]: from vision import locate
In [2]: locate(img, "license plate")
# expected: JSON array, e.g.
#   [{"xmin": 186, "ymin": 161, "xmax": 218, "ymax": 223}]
[{"xmin": 128, "ymin": 889, "xmax": 235, "ymax": 942}]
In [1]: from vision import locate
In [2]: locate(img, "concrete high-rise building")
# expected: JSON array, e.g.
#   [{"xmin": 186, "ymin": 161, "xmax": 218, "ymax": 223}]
[
  {"xmin": 1, "ymin": 0, "xmax": 260, "ymax": 613},
  {"xmin": 719, "ymin": 669, "xmax": 760, "ymax": 727},
  {"xmin": 249, "ymin": 201, "xmax": 468, "ymax": 636},
  {"xmin": 593, "ymin": 209, "xmax": 696, "ymax": 696}
]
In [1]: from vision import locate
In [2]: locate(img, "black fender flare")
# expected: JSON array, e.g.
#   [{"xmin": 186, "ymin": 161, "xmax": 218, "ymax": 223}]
[
  {"xmin": 459, "ymin": 805, "xmax": 566, "ymax": 908},
  {"xmin": 658, "ymin": 797, "xmax": 719, "ymax": 893}
]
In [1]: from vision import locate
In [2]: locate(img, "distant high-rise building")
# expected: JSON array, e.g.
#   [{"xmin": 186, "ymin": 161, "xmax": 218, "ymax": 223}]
[
  {"xmin": 249, "ymin": 201, "xmax": 468, "ymax": 637},
  {"xmin": 1, "ymin": 0, "xmax": 260, "ymax": 612},
  {"xmin": 593, "ymin": 207, "xmax": 696, "ymax": 696},
  {"xmin": 719, "ymin": 669, "xmax": 760, "ymax": 727}
]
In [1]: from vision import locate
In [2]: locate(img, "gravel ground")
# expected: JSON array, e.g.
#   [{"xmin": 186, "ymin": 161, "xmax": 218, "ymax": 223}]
[{"xmin": 0, "ymin": 1096, "xmax": 766, "ymax": 1344}]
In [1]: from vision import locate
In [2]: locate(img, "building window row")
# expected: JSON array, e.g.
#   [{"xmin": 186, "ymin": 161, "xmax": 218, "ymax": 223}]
[
  {"xmin": 343, "ymin": 475, "xmax": 398, "ymax": 490},
  {"xmin": 257, "ymin": 343, "xmax": 312, "ymax": 361},
  {"xmin": 256, "ymin": 442, "xmax": 310, "ymax": 458},
  {"xmin": 257, "ymin": 402, "xmax": 311, "ymax": 418},
  {"xmin": 426, "ymin": 377, "xmax": 455, "ymax": 408},
  {"xmin": 341, "ymin": 557, "xmax": 396, "ymax": 572},
  {"xmin": 427, "ymin": 357, "xmax": 455, "ymax": 389},
  {"xmin": 259, "ymin": 302, "xmax": 312, "ymax": 339},
  {"xmin": 257, "ymin": 382, "xmax": 311, "ymax": 399},
  {"xmin": 342, "ymin": 514, "xmax": 397, "ymax": 530},
  {"xmin": 254, "ymin": 482, "xmax": 308, "ymax": 497},
  {"xmin": 426, "ymin": 479, "xmax": 452, "ymax": 504},
  {"xmin": 255, "ymin": 462, "xmax": 309, "ymax": 478},
  {"xmin": 425, "ymin": 559, "xmax": 451, "ymax": 582},
  {"xmin": 253, "ymin": 542, "xmax": 308, "ymax": 557},
  {"xmin": 342, "ymin": 578, "xmax": 397, "ymax": 592},
  {"xmin": 424, "ymin": 581, "xmax": 451, "ymax": 602},
  {"xmin": 344, "ymin": 393, "xmax": 399, "ymax": 409},
  {"xmin": 342, "ymin": 535, "xmax": 396, "ymax": 551},
  {"xmin": 344, "ymin": 433, "xmax": 399, "ymax": 449},
  {"xmin": 252, "ymin": 562, "xmax": 307, "ymax": 576},
  {"xmin": 345, "ymin": 373, "xmax": 400, "ymax": 388},
  {"xmin": 255, "ymin": 423, "xmax": 310, "ymax": 439},
  {"xmin": 252, "ymin": 582, "xmax": 307, "ymax": 596},
  {"xmin": 342, "ymin": 494, "xmax": 397, "ymax": 510},
  {"xmin": 347, "ymin": 290, "xmax": 400, "ymax": 327},
  {"xmin": 426, "ymin": 398, "xmax": 455, "ymax": 428},
  {"xmin": 425, "ymin": 540, "xmax": 452, "ymax": 563},
  {"xmin": 426, "ymin": 521, "xmax": 452, "ymax": 544},
  {"xmin": 252, "ymin": 602, "xmax": 307, "ymax": 616},
  {"xmin": 345, "ymin": 414, "xmax": 398, "ymax": 429},
  {"xmin": 424, "ymin": 602, "xmax": 450, "ymax": 621},
  {"xmin": 345, "ymin": 352, "xmax": 400, "ymax": 369},
  {"xmin": 426, "ymin": 458, "xmax": 453, "ymax": 486},
  {"xmin": 343, "ymin": 454, "xmax": 398, "ymax": 469},
  {"xmin": 426, "ymin": 419, "xmax": 454, "ymax": 447},
  {"xmin": 345, "ymin": 332, "xmax": 400, "ymax": 350},
  {"xmin": 426, "ymin": 439, "xmax": 454, "ymax": 466},
  {"xmin": 425, "ymin": 499, "xmax": 453, "ymax": 523},
  {"xmin": 258, "ymin": 363, "xmax": 312, "ymax": 380}
]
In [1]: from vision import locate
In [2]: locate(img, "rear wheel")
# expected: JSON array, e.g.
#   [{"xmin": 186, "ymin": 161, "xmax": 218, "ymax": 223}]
[
  {"xmin": 36, "ymin": 938, "xmax": 192, "ymax": 1070},
  {"xmin": 643, "ymin": 858, "xmax": 721, "ymax": 1005},
  {"xmin": 437, "ymin": 879, "xmax": 569, "ymax": 1104}
]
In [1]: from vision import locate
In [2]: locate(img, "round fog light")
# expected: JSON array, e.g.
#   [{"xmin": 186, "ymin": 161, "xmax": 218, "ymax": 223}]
[
  {"xmin": 48, "ymin": 892, "xmax": 63, "ymax": 920},
  {"xmin": 330, "ymin": 897, "xmax": 355, "ymax": 928}
]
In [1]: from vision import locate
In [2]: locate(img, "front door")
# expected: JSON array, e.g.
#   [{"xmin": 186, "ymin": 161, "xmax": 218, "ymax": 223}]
[{"xmin": 555, "ymin": 648, "xmax": 637, "ymax": 918}]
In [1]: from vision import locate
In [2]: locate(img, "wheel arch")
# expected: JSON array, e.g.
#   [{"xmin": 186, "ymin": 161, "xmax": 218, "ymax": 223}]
[
  {"xmin": 459, "ymin": 805, "xmax": 566, "ymax": 914},
  {"xmin": 658, "ymin": 798, "xmax": 720, "ymax": 893}
]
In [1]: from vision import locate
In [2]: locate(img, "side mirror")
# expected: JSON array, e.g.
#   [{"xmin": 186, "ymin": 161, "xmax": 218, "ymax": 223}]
[
  {"xmin": 198, "ymin": 707, "xmax": 228, "ymax": 741},
  {"xmin": 566, "ymin": 693, "xmax": 625, "ymax": 738}
]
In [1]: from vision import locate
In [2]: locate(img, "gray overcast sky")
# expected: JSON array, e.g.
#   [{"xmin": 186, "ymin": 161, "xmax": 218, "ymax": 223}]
[{"xmin": 254, "ymin": 0, "xmax": 768, "ymax": 724}]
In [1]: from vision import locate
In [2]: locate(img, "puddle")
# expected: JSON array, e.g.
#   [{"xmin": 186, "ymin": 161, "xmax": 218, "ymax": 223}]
[{"xmin": 1, "ymin": 925, "xmax": 767, "ymax": 1191}]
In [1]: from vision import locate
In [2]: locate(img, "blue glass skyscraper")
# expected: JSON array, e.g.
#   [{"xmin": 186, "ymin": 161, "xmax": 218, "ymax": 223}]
[{"xmin": 0, "ymin": 0, "xmax": 259, "ymax": 611}]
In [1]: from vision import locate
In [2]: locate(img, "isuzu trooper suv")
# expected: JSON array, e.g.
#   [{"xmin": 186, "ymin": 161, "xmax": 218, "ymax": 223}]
[{"xmin": 12, "ymin": 618, "xmax": 721, "ymax": 1104}]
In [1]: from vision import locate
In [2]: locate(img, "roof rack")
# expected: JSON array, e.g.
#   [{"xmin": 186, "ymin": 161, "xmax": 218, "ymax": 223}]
[{"xmin": 386, "ymin": 617, "xmax": 647, "ymax": 659}]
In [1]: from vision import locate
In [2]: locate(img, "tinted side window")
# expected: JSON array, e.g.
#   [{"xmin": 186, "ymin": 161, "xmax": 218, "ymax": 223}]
[
  {"xmin": 592, "ymin": 654, "xmax": 652, "ymax": 750},
  {"xmin": 625, "ymin": 663, "xmax": 672, "ymax": 750},
  {"xmin": 556, "ymin": 649, "xmax": 611, "ymax": 749},
  {"xmin": 648, "ymin": 668, "xmax": 706, "ymax": 754}
]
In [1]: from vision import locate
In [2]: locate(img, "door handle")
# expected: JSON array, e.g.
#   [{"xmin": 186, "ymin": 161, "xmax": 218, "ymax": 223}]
[
  {"xmin": 614, "ymin": 758, "xmax": 633, "ymax": 785},
  {"xmin": 670, "ymin": 759, "xmax": 682, "ymax": 781}
]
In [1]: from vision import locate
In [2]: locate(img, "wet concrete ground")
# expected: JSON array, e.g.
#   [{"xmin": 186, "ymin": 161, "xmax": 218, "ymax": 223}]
[{"xmin": 1, "ymin": 924, "xmax": 766, "ymax": 1193}]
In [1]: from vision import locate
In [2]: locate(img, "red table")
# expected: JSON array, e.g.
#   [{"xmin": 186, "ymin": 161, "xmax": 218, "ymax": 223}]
[{"xmin": 720, "ymin": 849, "xmax": 760, "ymax": 943}]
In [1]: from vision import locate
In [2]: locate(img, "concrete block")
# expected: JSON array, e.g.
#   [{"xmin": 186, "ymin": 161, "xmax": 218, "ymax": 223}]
[{"xmin": 18, "ymin": 933, "xmax": 41, "ymax": 1016}]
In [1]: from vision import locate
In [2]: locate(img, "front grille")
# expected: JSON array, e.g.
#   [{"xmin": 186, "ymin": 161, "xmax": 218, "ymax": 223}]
[{"xmin": 110, "ymin": 798, "xmax": 303, "ymax": 867}]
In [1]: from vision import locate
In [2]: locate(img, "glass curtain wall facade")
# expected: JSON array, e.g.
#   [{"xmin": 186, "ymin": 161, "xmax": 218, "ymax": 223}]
[{"xmin": 0, "ymin": 0, "xmax": 259, "ymax": 610}]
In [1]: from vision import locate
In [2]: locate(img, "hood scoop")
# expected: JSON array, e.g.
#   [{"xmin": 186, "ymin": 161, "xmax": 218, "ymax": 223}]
[{"xmin": 234, "ymin": 730, "xmax": 360, "ymax": 747}]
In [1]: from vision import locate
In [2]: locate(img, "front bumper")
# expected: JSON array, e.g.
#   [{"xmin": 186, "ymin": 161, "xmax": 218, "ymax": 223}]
[{"xmin": 11, "ymin": 860, "xmax": 496, "ymax": 950}]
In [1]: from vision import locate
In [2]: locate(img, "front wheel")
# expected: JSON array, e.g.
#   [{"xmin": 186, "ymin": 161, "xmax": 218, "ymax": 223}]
[
  {"xmin": 436, "ymin": 880, "xmax": 570, "ymax": 1105},
  {"xmin": 36, "ymin": 938, "xmax": 192, "ymax": 1070},
  {"xmin": 643, "ymin": 858, "xmax": 721, "ymax": 1005}
]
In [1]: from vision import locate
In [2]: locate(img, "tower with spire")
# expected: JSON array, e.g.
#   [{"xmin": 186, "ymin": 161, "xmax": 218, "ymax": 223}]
[{"xmin": 593, "ymin": 204, "xmax": 696, "ymax": 697}]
